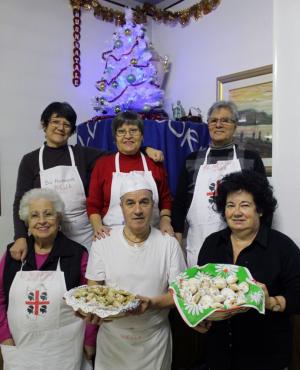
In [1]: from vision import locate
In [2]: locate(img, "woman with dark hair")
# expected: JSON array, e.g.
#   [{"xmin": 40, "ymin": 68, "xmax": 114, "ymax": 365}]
[
  {"xmin": 195, "ymin": 170, "xmax": 300, "ymax": 370},
  {"xmin": 11, "ymin": 102, "xmax": 162, "ymax": 259},
  {"xmin": 87, "ymin": 111, "xmax": 174, "ymax": 239},
  {"xmin": 11, "ymin": 101, "xmax": 106, "ymax": 257},
  {"xmin": 213, "ymin": 169, "xmax": 277, "ymax": 225}
]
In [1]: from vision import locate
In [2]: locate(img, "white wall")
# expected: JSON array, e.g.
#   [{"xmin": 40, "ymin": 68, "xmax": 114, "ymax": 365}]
[
  {"xmin": 0, "ymin": 0, "xmax": 118, "ymax": 249},
  {"xmin": 152, "ymin": 0, "xmax": 273, "ymax": 118},
  {"xmin": 0, "ymin": 0, "xmax": 274, "ymax": 250},
  {"xmin": 272, "ymin": 0, "xmax": 300, "ymax": 245}
]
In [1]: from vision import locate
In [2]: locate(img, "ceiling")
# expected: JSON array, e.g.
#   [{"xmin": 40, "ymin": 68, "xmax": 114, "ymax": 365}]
[
  {"xmin": 104, "ymin": 0, "xmax": 184, "ymax": 9},
  {"xmin": 134, "ymin": 0, "xmax": 171, "ymax": 4}
]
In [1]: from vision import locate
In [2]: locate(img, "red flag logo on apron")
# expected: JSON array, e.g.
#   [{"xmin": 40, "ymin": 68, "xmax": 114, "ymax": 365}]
[{"xmin": 25, "ymin": 287, "xmax": 50, "ymax": 317}]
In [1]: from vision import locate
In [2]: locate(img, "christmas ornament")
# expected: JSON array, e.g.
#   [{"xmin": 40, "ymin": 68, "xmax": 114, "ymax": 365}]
[
  {"xmin": 130, "ymin": 58, "xmax": 138, "ymax": 65},
  {"xmin": 143, "ymin": 104, "xmax": 151, "ymax": 112},
  {"xmin": 112, "ymin": 80, "xmax": 118, "ymax": 88},
  {"xmin": 124, "ymin": 28, "xmax": 131, "ymax": 36},
  {"xmin": 114, "ymin": 39, "xmax": 123, "ymax": 48},
  {"xmin": 100, "ymin": 97, "xmax": 105, "ymax": 104},
  {"xmin": 114, "ymin": 105, "xmax": 121, "ymax": 113},
  {"xmin": 98, "ymin": 80, "xmax": 106, "ymax": 91},
  {"xmin": 126, "ymin": 74, "xmax": 136, "ymax": 84}
]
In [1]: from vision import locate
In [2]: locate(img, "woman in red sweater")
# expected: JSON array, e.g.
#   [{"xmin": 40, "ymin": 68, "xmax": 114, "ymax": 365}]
[{"xmin": 87, "ymin": 111, "xmax": 174, "ymax": 239}]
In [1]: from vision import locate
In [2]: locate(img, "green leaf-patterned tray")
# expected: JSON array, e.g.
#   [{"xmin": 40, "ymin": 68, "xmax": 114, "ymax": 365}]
[{"xmin": 169, "ymin": 263, "xmax": 265, "ymax": 327}]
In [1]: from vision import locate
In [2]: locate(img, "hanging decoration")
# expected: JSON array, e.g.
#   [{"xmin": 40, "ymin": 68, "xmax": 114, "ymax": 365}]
[
  {"xmin": 72, "ymin": 8, "xmax": 81, "ymax": 87},
  {"xmin": 93, "ymin": 9, "xmax": 164, "ymax": 115},
  {"xmin": 69, "ymin": 0, "xmax": 221, "ymax": 86},
  {"xmin": 69, "ymin": 0, "xmax": 222, "ymax": 26}
]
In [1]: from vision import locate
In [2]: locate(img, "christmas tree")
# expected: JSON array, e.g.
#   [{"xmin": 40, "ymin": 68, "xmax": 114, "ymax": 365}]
[{"xmin": 93, "ymin": 9, "xmax": 164, "ymax": 115}]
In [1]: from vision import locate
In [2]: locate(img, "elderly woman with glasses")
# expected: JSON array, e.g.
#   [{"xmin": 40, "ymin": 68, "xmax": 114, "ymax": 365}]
[
  {"xmin": 11, "ymin": 102, "xmax": 162, "ymax": 261},
  {"xmin": 87, "ymin": 111, "xmax": 173, "ymax": 239},
  {"xmin": 0, "ymin": 188, "xmax": 96, "ymax": 370},
  {"xmin": 195, "ymin": 170, "xmax": 300, "ymax": 370},
  {"xmin": 172, "ymin": 100, "xmax": 266, "ymax": 267}
]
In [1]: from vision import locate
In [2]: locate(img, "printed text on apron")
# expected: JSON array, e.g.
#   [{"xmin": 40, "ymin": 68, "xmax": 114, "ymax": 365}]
[
  {"xmin": 186, "ymin": 145, "xmax": 242, "ymax": 267},
  {"xmin": 39, "ymin": 145, "xmax": 93, "ymax": 250}
]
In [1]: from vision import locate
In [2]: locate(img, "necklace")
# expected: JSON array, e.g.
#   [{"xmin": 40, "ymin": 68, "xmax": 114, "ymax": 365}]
[{"xmin": 123, "ymin": 228, "xmax": 150, "ymax": 246}]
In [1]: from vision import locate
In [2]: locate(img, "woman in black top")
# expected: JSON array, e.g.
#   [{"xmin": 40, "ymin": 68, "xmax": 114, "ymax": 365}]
[{"xmin": 196, "ymin": 170, "xmax": 300, "ymax": 370}]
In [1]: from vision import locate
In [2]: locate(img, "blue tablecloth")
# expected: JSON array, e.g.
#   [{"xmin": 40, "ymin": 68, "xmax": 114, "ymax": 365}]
[{"xmin": 77, "ymin": 119, "xmax": 210, "ymax": 196}]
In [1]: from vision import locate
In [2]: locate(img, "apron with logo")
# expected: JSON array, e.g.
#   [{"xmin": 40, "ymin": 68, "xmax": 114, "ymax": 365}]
[
  {"xmin": 39, "ymin": 145, "xmax": 93, "ymax": 250},
  {"xmin": 94, "ymin": 316, "xmax": 171, "ymax": 370},
  {"xmin": 102, "ymin": 152, "xmax": 160, "ymax": 227},
  {"xmin": 186, "ymin": 145, "xmax": 242, "ymax": 267},
  {"xmin": 1, "ymin": 260, "xmax": 86, "ymax": 370}
]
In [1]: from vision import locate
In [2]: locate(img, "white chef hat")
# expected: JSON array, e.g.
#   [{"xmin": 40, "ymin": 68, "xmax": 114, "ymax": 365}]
[{"xmin": 120, "ymin": 172, "xmax": 153, "ymax": 198}]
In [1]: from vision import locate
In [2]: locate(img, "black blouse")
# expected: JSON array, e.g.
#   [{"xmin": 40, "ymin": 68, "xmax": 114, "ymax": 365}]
[{"xmin": 197, "ymin": 225, "xmax": 300, "ymax": 370}]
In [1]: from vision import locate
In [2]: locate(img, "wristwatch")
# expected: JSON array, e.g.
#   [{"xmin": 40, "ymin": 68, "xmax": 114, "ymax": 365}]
[{"xmin": 270, "ymin": 296, "xmax": 281, "ymax": 312}]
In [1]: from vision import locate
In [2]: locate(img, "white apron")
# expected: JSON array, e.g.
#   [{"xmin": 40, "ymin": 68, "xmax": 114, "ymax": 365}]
[
  {"xmin": 102, "ymin": 152, "xmax": 160, "ymax": 227},
  {"xmin": 94, "ymin": 318, "xmax": 171, "ymax": 370},
  {"xmin": 39, "ymin": 145, "xmax": 93, "ymax": 250},
  {"xmin": 1, "ymin": 260, "xmax": 86, "ymax": 370},
  {"xmin": 186, "ymin": 145, "xmax": 242, "ymax": 267}
]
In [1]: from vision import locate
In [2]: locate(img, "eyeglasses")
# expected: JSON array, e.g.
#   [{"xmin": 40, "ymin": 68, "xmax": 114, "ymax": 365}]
[
  {"xmin": 49, "ymin": 119, "xmax": 72, "ymax": 130},
  {"xmin": 116, "ymin": 128, "xmax": 141, "ymax": 137},
  {"xmin": 29, "ymin": 210, "xmax": 57, "ymax": 221},
  {"xmin": 208, "ymin": 117, "xmax": 236, "ymax": 126}
]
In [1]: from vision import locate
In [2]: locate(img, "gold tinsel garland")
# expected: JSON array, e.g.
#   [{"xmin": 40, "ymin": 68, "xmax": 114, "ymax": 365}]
[{"xmin": 69, "ymin": 0, "xmax": 222, "ymax": 26}]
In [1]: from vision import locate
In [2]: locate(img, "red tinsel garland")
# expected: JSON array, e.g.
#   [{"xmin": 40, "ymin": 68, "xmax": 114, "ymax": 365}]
[
  {"xmin": 108, "ymin": 86, "xmax": 128, "ymax": 103},
  {"xmin": 103, "ymin": 40, "xmax": 139, "ymax": 63}
]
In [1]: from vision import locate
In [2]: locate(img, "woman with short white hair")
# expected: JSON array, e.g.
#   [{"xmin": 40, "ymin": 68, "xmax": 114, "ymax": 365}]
[{"xmin": 0, "ymin": 188, "xmax": 95, "ymax": 370}]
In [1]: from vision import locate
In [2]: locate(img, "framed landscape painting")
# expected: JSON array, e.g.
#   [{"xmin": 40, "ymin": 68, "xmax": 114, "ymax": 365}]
[{"xmin": 217, "ymin": 65, "xmax": 273, "ymax": 176}]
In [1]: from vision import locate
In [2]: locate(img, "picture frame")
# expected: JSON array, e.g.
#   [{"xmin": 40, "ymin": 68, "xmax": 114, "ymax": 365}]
[{"xmin": 216, "ymin": 65, "xmax": 273, "ymax": 176}]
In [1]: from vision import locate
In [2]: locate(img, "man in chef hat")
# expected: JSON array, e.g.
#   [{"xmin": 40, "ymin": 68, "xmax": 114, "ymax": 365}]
[{"xmin": 85, "ymin": 172, "xmax": 186, "ymax": 370}]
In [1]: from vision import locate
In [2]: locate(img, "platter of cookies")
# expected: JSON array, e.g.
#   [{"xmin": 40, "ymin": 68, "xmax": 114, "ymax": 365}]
[
  {"xmin": 169, "ymin": 263, "xmax": 265, "ymax": 327},
  {"xmin": 64, "ymin": 285, "xmax": 140, "ymax": 319}
]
